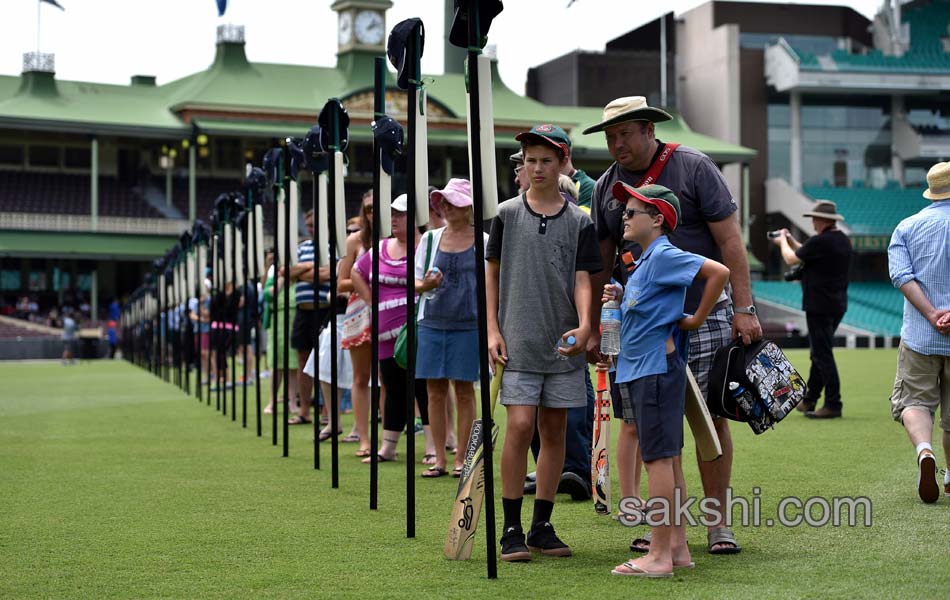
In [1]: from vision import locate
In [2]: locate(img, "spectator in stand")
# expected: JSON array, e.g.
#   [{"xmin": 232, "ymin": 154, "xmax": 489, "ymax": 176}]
[
  {"xmin": 415, "ymin": 179, "xmax": 487, "ymax": 478},
  {"xmin": 62, "ymin": 308, "xmax": 77, "ymax": 365},
  {"xmin": 350, "ymin": 194, "xmax": 430, "ymax": 464}
]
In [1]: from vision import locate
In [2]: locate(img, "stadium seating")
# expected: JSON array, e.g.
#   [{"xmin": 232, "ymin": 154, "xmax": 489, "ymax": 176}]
[
  {"xmin": 0, "ymin": 171, "xmax": 164, "ymax": 218},
  {"xmin": 803, "ymin": 185, "xmax": 929, "ymax": 236},
  {"xmin": 0, "ymin": 319, "xmax": 57, "ymax": 340},
  {"xmin": 752, "ymin": 280, "xmax": 904, "ymax": 336}
]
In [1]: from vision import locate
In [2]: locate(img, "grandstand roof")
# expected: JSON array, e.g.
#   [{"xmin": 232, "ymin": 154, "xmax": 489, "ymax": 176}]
[{"xmin": 0, "ymin": 40, "xmax": 755, "ymax": 162}]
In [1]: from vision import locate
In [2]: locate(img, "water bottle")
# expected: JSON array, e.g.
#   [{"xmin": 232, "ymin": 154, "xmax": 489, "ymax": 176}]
[
  {"xmin": 555, "ymin": 335, "xmax": 576, "ymax": 360},
  {"xmin": 729, "ymin": 381, "xmax": 759, "ymax": 416},
  {"xmin": 424, "ymin": 266, "xmax": 441, "ymax": 300},
  {"xmin": 600, "ymin": 299, "xmax": 621, "ymax": 356}
]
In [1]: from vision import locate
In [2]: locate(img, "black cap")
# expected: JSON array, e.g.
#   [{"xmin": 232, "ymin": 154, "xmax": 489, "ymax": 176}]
[
  {"xmin": 448, "ymin": 0, "xmax": 503, "ymax": 49},
  {"xmin": 372, "ymin": 115, "xmax": 404, "ymax": 176},
  {"xmin": 302, "ymin": 125, "xmax": 330, "ymax": 175},
  {"xmin": 244, "ymin": 167, "xmax": 267, "ymax": 200},
  {"xmin": 387, "ymin": 18, "xmax": 424, "ymax": 90},
  {"xmin": 262, "ymin": 147, "xmax": 282, "ymax": 187},
  {"xmin": 318, "ymin": 99, "xmax": 350, "ymax": 152},
  {"xmin": 286, "ymin": 139, "xmax": 306, "ymax": 181}
]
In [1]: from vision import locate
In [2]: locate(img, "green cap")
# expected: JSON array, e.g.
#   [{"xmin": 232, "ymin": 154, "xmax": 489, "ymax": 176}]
[
  {"xmin": 515, "ymin": 124, "xmax": 572, "ymax": 155},
  {"xmin": 612, "ymin": 182, "xmax": 682, "ymax": 230}
]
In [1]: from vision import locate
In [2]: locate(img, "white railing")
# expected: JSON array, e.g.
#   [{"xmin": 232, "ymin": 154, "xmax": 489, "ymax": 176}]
[{"xmin": 0, "ymin": 212, "xmax": 189, "ymax": 236}]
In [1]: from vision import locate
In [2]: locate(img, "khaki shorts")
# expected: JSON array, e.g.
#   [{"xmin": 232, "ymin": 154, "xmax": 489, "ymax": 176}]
[{"xmin": 890, "ymin": 343, "xmax": 950, "ymax": 431}]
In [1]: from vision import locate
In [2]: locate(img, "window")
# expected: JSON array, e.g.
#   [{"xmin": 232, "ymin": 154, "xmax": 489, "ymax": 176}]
[
  {"xmin": 64, "ymin": 147, "xmax": 91, "ymax": 168},
  {"xmin": 215, "ymin": 138, "xmax": 242, "ymax": 170},
  {"xmin": 0, "ymin": 145, "xmax": 24, "ymax": 166},
  {"xmin": 28, "ymin": 146, "xmax": 59, "ymax": 167}
]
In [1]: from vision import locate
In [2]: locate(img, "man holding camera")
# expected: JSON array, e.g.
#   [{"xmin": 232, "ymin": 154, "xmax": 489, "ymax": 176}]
[{"xmin": 771, "ymin": 200, "xmax": 852, "ymax": 418}]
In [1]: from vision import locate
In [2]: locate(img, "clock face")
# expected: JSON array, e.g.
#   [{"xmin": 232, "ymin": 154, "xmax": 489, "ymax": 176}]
[
  {"xmin": 339, "ymin": 11, "xmax": 353, "ymax": 45},
  {"xmin": 354, "ymin": 10, "xmax": 384, "ymax": 45}
]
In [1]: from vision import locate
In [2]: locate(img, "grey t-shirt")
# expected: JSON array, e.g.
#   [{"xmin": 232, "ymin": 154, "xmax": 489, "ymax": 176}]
[
  {"xmin": 487, "ymin": 194, "xmax": 602, "ymax": 373},
  {"xmin": 591, "ymin": 142, "xmax": 737, "ymax": 313},
  {"xmin": 62, "ymin": 317, "xmax": 77, "ymax": 341}
]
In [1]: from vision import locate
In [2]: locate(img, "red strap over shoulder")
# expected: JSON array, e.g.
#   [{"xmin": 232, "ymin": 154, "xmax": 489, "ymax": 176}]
[{"xmin": 636, "ymin": 143, "xmax": 679, "ymax": 187}]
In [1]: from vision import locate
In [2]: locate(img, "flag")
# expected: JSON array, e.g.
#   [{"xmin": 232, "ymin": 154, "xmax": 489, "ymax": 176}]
[
  {"xmin": 216, "ymin": 0, "xmax": 227, "ymax": 17},
  {"xmin": 41, "ymin": 0, "xmax": 65, "ymax": 9}
]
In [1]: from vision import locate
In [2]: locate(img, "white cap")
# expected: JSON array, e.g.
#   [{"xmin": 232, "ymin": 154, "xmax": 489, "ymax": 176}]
[{"xmin": 392, "ymin": 193, "xmax": 408, "ymax": 212}]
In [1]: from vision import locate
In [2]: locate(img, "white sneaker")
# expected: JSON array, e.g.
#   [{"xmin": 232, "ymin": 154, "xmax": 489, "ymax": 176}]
[
  {"xmin": 944, "ymin": 469, "xmax": 950, "ymax": 498},
  {"xmin": 917, "ymin": 450, "xmax": 939, "ymax": 503}
]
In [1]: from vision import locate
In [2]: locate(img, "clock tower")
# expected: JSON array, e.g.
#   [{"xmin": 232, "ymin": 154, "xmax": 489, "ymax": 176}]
[{"xmin": 332, "ymin": 0, "xmax": 393, "ymax": 56}]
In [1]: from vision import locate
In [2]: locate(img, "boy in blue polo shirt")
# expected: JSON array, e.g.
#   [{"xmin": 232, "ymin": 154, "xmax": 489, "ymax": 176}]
[{"xmin": 603, "ymin": 182, "xmax": 729, "ymax": 578}]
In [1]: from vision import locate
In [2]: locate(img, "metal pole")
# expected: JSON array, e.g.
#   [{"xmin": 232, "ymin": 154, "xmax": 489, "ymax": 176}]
[
  {"xmin": 370, "ymin": 57, "xmax": 384, "ymax": 511},
  {"xmin": 282, "ymin": 149, "xmax": 291, "ymax": 458},
  {"xmin": 404, "ymin": 27, "xmax": 420, "ymax": 540}
]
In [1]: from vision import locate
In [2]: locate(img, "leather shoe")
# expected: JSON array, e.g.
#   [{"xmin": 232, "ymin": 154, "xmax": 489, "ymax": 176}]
[
  {"xmin": 796, "ymin": 400, "xmax": 816, "ymax": 413},
  {"xmin": 805, "ymin": 406, "xmax": 841, "ymax": 419},
  {"xmin": 557, "ymin": 472, "xmax": 592, "ymax": 501},
  {"xmin": 524, "ymin": 479, "xmax": 537, "ymax": 495}
]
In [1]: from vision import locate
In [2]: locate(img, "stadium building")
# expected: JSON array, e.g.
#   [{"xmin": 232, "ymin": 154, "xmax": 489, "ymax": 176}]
[
  {"xmin": 0, "ymin": 0, "xmax": 754, "ymax": 356},
  {"xmin": 527, "ymin": 0, "xmax": 950, "ymax": 344}
]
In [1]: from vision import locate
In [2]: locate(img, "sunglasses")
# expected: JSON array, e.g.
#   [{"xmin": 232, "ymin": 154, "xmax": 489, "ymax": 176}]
[{"xmin": 623, "ymin": 208, "xmax": 654, "ymax": 220}]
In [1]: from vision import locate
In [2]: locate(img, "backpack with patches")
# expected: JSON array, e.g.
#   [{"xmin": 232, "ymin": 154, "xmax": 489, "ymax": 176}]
[{"xmin": 707, "ymin": 338, "xmax": 807, "ymax": 434}]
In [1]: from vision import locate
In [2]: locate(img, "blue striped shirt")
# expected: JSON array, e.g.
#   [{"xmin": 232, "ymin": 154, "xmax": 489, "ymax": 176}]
[
  {"xmin": 888, "ymin": 200, "xmax": 950, "ymax": 355},
  {"xmin": 295, "ymin": 239, "xmax": 330, "ymax": 307}
]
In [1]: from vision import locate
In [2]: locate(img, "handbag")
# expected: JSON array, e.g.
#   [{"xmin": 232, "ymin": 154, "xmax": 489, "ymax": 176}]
[
  {"xmin": 393, "ymin": 233, "xmax": 434, "ymax": 369},
  {"xmin": 707, "ymin": 338, "xmax": 807, "ymax": 434}
]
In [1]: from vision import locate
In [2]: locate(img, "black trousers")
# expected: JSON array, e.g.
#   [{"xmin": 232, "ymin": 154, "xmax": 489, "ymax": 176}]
[
  {"xmin": 805, "ymin": 311, "xmax": 844, "ymax": 410},
  {"xmin": 380, "ymin": 357, "xmax": 429, "ymax": 433}
]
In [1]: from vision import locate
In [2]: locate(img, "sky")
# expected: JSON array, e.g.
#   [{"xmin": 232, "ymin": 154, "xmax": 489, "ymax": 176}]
[{"xmin": 1, "ymin": 0, "xmax": 884, "ymax": 94}]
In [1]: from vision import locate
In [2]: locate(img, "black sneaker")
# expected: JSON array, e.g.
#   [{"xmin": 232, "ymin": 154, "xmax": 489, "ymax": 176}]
[
  {"xmin": 526, "ymin": 521, "xmax": 573, "ymax": 557},
  {"xmin": 500, "ymin": 527, "xmax": 532, "ymax": 562}
]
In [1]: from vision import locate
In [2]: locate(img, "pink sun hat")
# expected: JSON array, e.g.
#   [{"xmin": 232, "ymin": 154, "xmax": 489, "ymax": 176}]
[{"xmin": 429, "ymin": 178, "xmax": 473, "ymax": 213}]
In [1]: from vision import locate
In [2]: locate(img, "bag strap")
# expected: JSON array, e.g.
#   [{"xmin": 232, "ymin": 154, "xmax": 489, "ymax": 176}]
[
  {"xmin": 635, "ymin": 142, "xmax": 680, "ymax": 187},
  {"xmin": 414, "ymin": 232, "xmax": 436, "ymax": 321}
]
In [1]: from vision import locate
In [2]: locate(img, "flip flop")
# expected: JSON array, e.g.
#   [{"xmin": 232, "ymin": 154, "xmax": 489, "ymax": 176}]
[
  {"xmin": 318, "ymin": 430, "xmax": 342, "ymax": 442},
  {"xmin": 610, "ymin": 561, "xmax": 673, "ymax": 578},
  {"xmin": 422, "ymin": 454, "xmax": 437, "ymax": 466},
  {"xmin": 708, "ymin": 528, "xmax": 742, "ymax": 555},
  {"xmin": 452, "ymin": 466, "xmax": 463, "ymax": 478},
  {"xmin": 341, "ymin": 433, "xmax": 361, "ymax": 443},
  {"xmin": 629, "ymin": 531, "xmax": 651, "ymax": 553},
  {"xmin": 288, "ymin": 415, "xmax": 312, "ymax": 426},
  {"xmin": 361, "ymin": 453, "xmax": 397, "ymax": 464},
  {"xmin": 446, "ymin": 445, "xmax": 457, "ymax": 455},
  {"xmin": 422, "ymin": 466, "xmax": 449, "ymax": 478},
  {"xmin": 354, "ymin": 449, "xmax": 371, "ymax": 458}
]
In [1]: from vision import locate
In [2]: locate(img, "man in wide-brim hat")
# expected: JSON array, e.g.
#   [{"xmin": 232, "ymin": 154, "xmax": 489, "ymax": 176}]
[
  {"xmin": 585, "ymin": 95, "xmax": 762, "ymax": 558},
  {"xmin": 772, "ymin": 198, "xmax": 852, "ymax": 419},
  {"xmin": 886, "ymin": 161, "xmax": 950, "ymax": 504}
]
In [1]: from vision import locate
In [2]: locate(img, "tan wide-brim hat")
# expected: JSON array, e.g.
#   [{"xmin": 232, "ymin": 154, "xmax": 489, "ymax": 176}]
[
  {"xmin": 923, "ymin": 161, "xmax": 950, "ymax": 201},
  {"xmin": 582, "ymin": 96, "xmax": 673, "ymax": 135},
  {"xmin": 802, "ymin": 200, "xmax": 845, "ymax": 221}
]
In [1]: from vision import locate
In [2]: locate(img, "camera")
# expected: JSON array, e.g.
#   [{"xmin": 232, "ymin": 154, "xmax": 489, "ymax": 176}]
[
  {"xmin": 767, "ymin": 230, "xmax": 783, "ymax": 239},
  {"xmin": 783, "ymin": 263, "xmax": 805, "ymax": 281}
]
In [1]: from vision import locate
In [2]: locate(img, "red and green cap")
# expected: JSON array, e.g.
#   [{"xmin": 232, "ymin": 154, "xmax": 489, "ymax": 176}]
[
  {"xmin": 612, "ymin": 182, "xmax": 681, "ymax": 231},
  {"xmin": 514, "ymin": 124, "xmax": 572, "ymax": 156}
]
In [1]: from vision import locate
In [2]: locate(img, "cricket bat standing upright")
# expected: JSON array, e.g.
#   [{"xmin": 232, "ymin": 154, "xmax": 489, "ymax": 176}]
[
  {"xmin": 592, "ymin": 369, "xmax": 612, "ymax": 515},
  {"xmin": 444, "ymin": 363, "xmax": 504, "ymax": 560}
]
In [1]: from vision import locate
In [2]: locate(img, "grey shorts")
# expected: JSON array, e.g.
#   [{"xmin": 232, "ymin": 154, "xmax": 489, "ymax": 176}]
[{"xmin": 499, "ymin": 368, "xmax": 587, "ymax": 409}]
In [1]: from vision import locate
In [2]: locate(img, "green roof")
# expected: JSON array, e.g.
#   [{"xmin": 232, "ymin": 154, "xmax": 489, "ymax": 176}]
[
  {"xmin": 0, "ymin": 231, "xmax": 179, "ymax": 260},
  {"xmin": 0, "ymin": 42, "xmax": 755, "ymax": 162}
]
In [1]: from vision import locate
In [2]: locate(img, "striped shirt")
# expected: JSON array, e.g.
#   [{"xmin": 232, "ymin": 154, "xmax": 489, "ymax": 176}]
[
  {"xmin": 294, "ymin": 239, "xmax": 330, "ymax": 307},
  {"xmin": 355, "ymin": 238, "xmax": 415, "ymax": 360},
  {"xmin": 888, "ymin": 200, "xmax": 950, "ymax": 355}
]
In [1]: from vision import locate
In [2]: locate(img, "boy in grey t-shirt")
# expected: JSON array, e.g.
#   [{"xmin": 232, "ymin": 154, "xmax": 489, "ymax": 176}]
[{"xmin": 487, "ymin": 128, "xmax": 602, "ymax": 562}]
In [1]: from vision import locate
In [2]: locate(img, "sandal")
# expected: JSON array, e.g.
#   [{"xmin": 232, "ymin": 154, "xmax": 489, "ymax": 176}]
[
  {"xmin": 629, "ymin": 531, "xmax": 651, "ymax": 553},
  {"xmin": 610, "ymin": 560, "xmax": 672, "ymax": 578},
  {"xmin": 446, "ymin": 445, "xmax": 457, "ymax": 455},
  {"xmin": 318, "ymin": 429, "xmax": 342, "ymax": 442},
  {"xmin": 355, "ymin": 449, "xmax": 371, "ymax": 458},
  {"xmin": 707, "ymin": 528, "xmax": 742, "ymax": 555},
  {"xmin": 288, "ymin": 415, "xmax": 312, "ymax": 426},
  {"xmin": 422, "ymin": 466, "xmax": 449, "ymax": 478},
  {"xmin": 341, "ymin": 433, "xmax": 360, "ymax": 443},
  {"xmin": 422, "ymin": 454, "xmax": 437, "ymax": 466},
  {"xmin": 362, "ymin": 452, "xmax": 397, "ymax": 464},
  {"xmin": 452, "ymin": 466, "xmax": 463, "ymax": 478}
]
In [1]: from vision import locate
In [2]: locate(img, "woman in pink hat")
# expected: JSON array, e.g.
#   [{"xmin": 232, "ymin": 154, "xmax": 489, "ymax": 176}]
[{"xmin": 415, "ymin": 178, "xmax": 489, "ymax": 477}]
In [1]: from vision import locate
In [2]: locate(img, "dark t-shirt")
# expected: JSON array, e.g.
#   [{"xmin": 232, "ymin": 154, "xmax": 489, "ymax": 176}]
[
  {"xmin": 795, "ymin": 229, "xmax": 852, "ymax": 315},
  {"xmin": 487, "ymin": 194, "xmax": 602, "ymax": 373},
  {"xmin": 590, "ymin": 142, "xmax": 737, "ymax": 313}
]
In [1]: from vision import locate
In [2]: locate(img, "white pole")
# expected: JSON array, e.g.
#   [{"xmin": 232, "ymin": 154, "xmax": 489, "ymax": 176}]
[
  {"xmin": 36, "ymin": 0, "xmax": 41, "ymax": 55},
  {"xmin": 660, "ymin": 14, "xmax": 667, "ymax": 107}
]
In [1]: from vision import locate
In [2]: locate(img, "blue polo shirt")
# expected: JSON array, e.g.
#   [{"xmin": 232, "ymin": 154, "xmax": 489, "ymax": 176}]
[{"xmin": 616, "ymin": 235, "xmax": 705, "ymax": 384}]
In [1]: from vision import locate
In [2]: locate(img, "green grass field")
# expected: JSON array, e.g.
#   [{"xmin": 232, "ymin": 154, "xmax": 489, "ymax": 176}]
[{"xmin": 1, "ymin": 350, "xmax": 948, "ymax": 599}]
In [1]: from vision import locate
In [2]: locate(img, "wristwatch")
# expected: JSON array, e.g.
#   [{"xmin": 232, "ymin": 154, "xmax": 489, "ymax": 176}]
[{"xmin": 734, "ymin": 305, "xmax": 757, "ymax": 315}]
